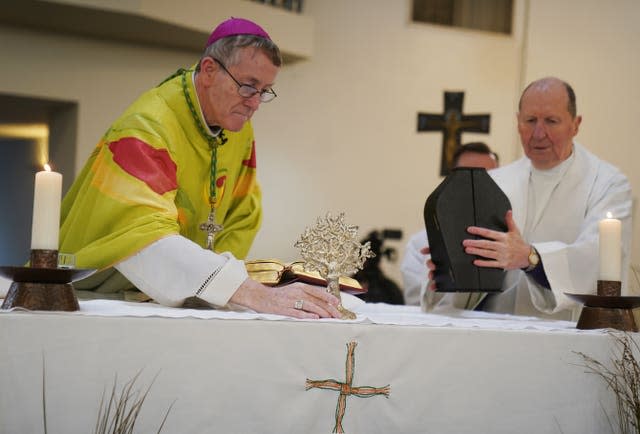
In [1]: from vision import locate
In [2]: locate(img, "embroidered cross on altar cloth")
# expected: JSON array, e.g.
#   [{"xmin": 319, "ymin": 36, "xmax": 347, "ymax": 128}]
[{"xmin": 305, "ymin": 341, "xmax": 390, "ymax": 434}]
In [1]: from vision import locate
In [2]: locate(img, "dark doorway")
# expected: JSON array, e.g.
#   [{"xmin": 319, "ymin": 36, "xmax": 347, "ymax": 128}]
[
  {"xmin": 0, "ymin": 138, "xmax": 38, "ymax": 265},
  {"xmin": 0, "ymin": 93, "xmax": 77, "ymax": 265}
]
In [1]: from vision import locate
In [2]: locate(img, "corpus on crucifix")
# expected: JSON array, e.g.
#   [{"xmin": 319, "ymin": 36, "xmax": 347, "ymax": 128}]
[
  {"xmin": 199, "ymin": 207, "xmax": 223, "ymax": 251},
  {"xmin": 417, "ymin": 91, "xmax": 491, "ymax": 176},
  {"xmin": 294, "ymin": 213, "xmax": 374, "ymax": 320}
]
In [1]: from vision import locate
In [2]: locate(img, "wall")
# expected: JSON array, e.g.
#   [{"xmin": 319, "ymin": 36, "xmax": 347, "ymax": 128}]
[
  {"xmin": 0, "ymin": 25, "xmax": 196, "ymax": 171},
  {"xmin": 251, "ymin": 0, "xmax": 524, "ymax": 286}
]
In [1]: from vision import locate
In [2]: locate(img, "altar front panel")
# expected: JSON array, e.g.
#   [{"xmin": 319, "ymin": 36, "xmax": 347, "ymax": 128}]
[{"xmin": 0, "ymin": 303, "xmax": 616, "ymax": 434}]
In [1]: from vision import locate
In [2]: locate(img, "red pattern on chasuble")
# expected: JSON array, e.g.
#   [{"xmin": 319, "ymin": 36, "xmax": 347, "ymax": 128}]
[
  {"xmin": 232, "ymin": 141, "xmax": 257, "ymax": 197},
  {"xmin": 216, "ymin": 175, "xmax": 227, "ymax": 202},
  {"xmin": 242, "ymin": 141, "xmax": 257, "ymax": 168},
  {"xmin": 108, "ymin": 138, "xmax": 178, "ymax": 195}
]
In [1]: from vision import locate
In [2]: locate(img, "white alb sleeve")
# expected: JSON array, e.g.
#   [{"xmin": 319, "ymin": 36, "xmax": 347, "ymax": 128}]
[
  {"xmin": 115, "ymin": 235, "xmax": 248, "ymax": 307},
  {"xmin": 400, "ymin": 230, "xmax": 429, "ymax": 306}
]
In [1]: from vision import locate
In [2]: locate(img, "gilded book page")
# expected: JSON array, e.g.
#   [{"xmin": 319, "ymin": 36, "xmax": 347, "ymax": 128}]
[
  {"xmin": 245, "ymin": 259, "xmax": 287, "ymax": 286},
  {"xmin": 245, "ymin": 259, "xmax": 365, "ymax": 294}
]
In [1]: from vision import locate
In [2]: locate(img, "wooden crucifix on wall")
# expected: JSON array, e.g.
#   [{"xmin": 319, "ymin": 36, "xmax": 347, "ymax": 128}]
[{"xmin": 417, "ymin": 91, "xmax": 491, "ymax": 176}]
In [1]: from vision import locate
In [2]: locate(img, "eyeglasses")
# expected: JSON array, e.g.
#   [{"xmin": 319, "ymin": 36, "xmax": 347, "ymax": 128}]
[{"xmin": 212, "ymin": 58, "xmax": 277, "ymax": 103}]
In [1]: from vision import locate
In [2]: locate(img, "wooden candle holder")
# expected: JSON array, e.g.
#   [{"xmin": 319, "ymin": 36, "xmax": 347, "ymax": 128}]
[
  {"xmin": 0, "ymin": 250, "xmax": 94, "ymax": 312},
  {"xmin": 566, "ymin": 280, "xmax": 640, "ymax": 332}
]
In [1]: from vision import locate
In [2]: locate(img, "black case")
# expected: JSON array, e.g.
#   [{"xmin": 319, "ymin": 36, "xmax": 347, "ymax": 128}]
[{"xmin": 424, "ymin": 167, "xmax": 511, "ymax": 292}]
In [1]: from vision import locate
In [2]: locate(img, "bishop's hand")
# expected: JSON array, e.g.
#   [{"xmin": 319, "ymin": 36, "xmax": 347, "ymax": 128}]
[
  {"xmin": 462, "ymin": 210, "xmax": 531, "ymax": 270},
  {"xmin": 230, "ymin": 278, "xmax": 342, "ymax": 319}
]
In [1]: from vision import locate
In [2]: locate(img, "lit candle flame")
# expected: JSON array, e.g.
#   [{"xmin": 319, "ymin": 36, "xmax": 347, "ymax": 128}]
[
  {"xmin": 606, "ymin": 211, "xmax": 613, "ymax": 219},
  {"xmin": 44, "ymin": 163, "xmax": 51, "ymax": 172}
]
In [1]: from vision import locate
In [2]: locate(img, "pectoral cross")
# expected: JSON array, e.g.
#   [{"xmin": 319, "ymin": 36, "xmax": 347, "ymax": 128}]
[
  {"xmin": 417, "ymin": 91, "xmax": 490, "ymax": 176},
  {"xmin": 199, "ymin": 208, "xmax": 223, "ymax": 250}
]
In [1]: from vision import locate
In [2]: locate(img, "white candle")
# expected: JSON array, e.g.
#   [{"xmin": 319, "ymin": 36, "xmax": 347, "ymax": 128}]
[
  {"xmin": 30, "ymin": 164, "xmax": 62, "ymax": 250},
  {"xmin": 598, "ymin": 212, "xmax": 622, "ymax": 281}
]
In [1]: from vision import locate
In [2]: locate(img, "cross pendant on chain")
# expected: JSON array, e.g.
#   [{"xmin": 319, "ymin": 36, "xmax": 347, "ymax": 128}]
[{"xmin": 199, "ymin": 208, "xmax": 223, "ymax": 250}]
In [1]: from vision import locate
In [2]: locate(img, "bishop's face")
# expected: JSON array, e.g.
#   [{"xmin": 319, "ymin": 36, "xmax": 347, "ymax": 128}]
[
  {"xmin": 517, "ymin": 82, "xmax": 582, "ymax": 170},
  {"xmin": 197, "ymin": 47, "xmax": 279, "ymax": 132}
]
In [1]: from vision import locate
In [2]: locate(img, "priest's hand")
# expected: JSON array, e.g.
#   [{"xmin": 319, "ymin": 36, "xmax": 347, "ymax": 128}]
[
  {"xmin": 230, "ymin": 278, "xmax": 342, "ymax": 319},
  {"xmin": 422, "ymin": 246, "xmax": 438, "ymax": 291},
  {"xmin": 462, "ymin": 210, "xmax": 531, "ymax": 270}
]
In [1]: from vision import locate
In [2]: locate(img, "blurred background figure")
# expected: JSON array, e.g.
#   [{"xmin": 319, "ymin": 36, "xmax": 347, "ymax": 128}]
[{"xmin": 355, "ymin": 228, "xmax": 405, "ymax": 305}]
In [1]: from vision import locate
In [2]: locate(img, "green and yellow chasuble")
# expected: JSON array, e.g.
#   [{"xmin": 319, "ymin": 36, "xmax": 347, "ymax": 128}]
[{"xmin": 60, "ymin": 69, "xmax": 262, "ymax": 278}]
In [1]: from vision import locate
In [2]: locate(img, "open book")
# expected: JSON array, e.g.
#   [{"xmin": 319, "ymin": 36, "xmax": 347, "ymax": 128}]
[{"xmin": 245, "ymin": 259, "xmax": 366, "ymax": 295}]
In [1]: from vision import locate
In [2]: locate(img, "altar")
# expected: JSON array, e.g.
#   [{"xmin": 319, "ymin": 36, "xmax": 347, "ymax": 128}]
[{"xmin": 0, "ymin": 298, "xmax": 623, "ymax": 434}]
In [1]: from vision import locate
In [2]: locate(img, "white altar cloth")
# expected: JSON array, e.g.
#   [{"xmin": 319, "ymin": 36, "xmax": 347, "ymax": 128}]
[
  {"xmin": 3, "ymin": 295, "xmax": 582, "ymax": 331},
  {"xmin": 0, "ymin": 298, "xmax": 622, "ymax": 434}
]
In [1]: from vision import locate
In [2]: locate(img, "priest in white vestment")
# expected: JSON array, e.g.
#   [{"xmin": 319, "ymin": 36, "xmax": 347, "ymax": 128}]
[{"xmin": 401, "ymin": 77, "xmax": 632, "ymax": 321}]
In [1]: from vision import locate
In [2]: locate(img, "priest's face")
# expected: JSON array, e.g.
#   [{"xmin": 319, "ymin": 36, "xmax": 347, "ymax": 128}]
[
  {"xmin": 197, "ymin": 47, "xmax": 279, "ymax": 132},
  {"xmin": 517, "ymin": 80, "xmax": 582, "ymax": 170}
]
